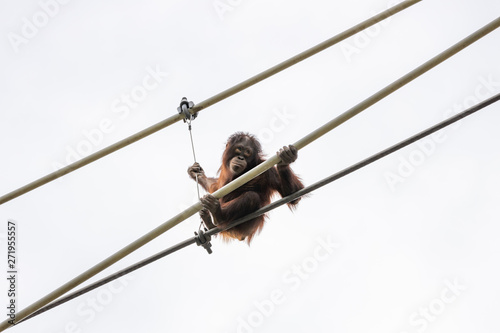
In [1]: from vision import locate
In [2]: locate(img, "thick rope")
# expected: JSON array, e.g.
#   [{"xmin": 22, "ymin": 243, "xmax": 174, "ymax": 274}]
[{"xmin": 17, "ymin": 92, "xmax": 500, "ymax": 325}]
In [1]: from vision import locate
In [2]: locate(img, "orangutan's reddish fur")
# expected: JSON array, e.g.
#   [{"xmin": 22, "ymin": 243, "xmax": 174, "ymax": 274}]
[{"xmin": 207, "ymin": 133, "xmax": 304, "ymax": 243}]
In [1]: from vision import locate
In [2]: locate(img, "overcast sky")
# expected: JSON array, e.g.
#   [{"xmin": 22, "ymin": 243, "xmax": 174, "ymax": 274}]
[{"xmin": 1, "ymin": 0, "xmax": 499, "ymax": 332}]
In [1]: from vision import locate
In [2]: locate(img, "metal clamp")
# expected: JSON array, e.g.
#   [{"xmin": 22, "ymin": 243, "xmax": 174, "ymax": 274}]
[
  {"xmin": 177, "ymin": 97, "xmax": 196, "ymax": 123},
  {"xmin": 194, "ymin": 228, "xmax": 213, "ymax": 254}
]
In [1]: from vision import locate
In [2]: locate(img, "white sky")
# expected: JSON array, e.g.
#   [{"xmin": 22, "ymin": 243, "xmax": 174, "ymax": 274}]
[{"xmin": 1, "ymin": 0, "xmax": 500, "ymax": 332}]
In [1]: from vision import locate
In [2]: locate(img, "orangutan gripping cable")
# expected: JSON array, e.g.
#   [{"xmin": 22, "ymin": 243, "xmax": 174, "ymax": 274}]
[{"xmin": 188, "ymin": 132, "xmax": 304, "ymax": 244}]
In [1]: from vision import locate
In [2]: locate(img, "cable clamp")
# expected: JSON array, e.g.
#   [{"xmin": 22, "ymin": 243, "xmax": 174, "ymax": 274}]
[
  {"xmin": 177, "ymin": 97, "xmax": 197, "ymax": 123},
  {"xmin": 194, "ymin": 228, "xmax": 213, "ymax": 254}
]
